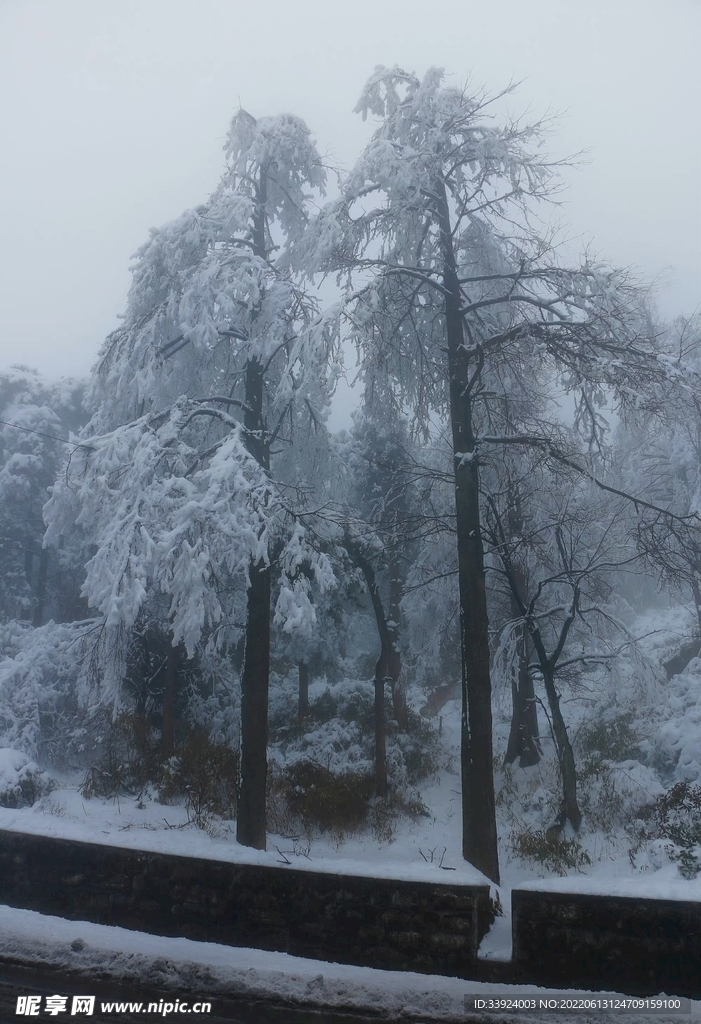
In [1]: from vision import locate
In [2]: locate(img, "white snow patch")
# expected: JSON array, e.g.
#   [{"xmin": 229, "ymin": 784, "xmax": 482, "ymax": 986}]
[{"xmin": 516, "ymin": 861, "xmax": 701, "ymax": 902}]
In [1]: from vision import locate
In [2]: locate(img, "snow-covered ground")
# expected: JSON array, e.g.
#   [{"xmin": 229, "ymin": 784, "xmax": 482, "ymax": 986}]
[
  {"xmin": 516, "ymin": 868, "xmax": 701, "ymax": 902},
  {"xmin": 1, "ymin": 607, "xmax": 700, "ymax": 1019},
  {"xmin": 2, "ymin": 645, "xmax": 701, "ymax": 925}
]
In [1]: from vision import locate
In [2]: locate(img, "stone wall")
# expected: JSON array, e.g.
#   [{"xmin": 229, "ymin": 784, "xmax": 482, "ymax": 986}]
[
  {"xmin": 5, "ymin": 827, "xmax": 699, "ymax": 995},
  {"xmin": 0, "ymin": 829, "xmax": 492, "ymax": 977},
  {"xmin": 512, "ymin": 888, "xmax": 701, "ymax": 998}
]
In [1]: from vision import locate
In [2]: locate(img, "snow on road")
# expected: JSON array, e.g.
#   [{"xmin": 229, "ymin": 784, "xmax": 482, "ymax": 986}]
[{"xmin": 1, "ymin": 904, "xmax": 698, "ymax": 1022}]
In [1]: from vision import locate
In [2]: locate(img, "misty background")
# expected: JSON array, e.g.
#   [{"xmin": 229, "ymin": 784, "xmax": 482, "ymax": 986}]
[{"xmin": 1, "ymin": 0, "xmax": 699, "ymax": 386}]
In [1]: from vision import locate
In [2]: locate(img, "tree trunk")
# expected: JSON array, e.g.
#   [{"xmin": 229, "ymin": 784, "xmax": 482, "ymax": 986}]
[
  {"xmin": 236, "ymin": 167, "xmax": 274, "ymax": 849},
  {"xmin": 346, "ymin": 539, "xmax": 398, "ymax": 797},
  {"xmin": 492, "ymin": 488, "xmax": 573, "ymax": 813},
  {"xmin": 541, "ymin": 667, "xmax": 581, "ymax": 830},
  {"xmin": 237, "ymin": 354, "xmax": 271, "ymax": 851},
  {"xmin": 391, "ymin": 678, "xmax": 409, "ymax": 732},
  {"xmin": 521, "ymin": 665, "xmax": 540, "ymax": 765},
  {"xmin": 298, "ymin": 660, "xmax": 309, "ymax": 718},
  {"xmin": 437, "ymin": 183, "xmax": 500, "ymax": 883},
  {"xmin": 32, "ymin": 548, "xmax": 49, "ymax": 628},
  {"xmin": 504, "ymin": 644, "xmax": 541, "ymax": 768},
  {"xmin": 237, "ymin": 556, "xmax": 271, "ymax": 849},
  {"xmin": 513, "ymin": 576, "xmax": 581, "ymax": 830},
  {"xmin": 455, "ymin": 447, "xmax": 500, "ymax": 883},
  {"xmin": 692, "ymin": 577, "xmax": 701, "ymax": 637},
  {"xmin": 504, "ymin": 598, "xmax": 540, "ymax": 768},
  {"xmin": 374, "ymin": 666, "xmax": 388, "ymax": 798},
  {"xmin": 388, "ymin": 548, "xmax": 408, "ymax": 730},
  {"xmin": 161, "ymin": 645, "xmax": 177, "ymax": 760}
]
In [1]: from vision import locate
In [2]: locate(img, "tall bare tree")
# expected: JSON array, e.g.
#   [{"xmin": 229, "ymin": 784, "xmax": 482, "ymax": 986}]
[{"xmin": 302, "ymin": 67, "xmax": 662, "ymax": 881}]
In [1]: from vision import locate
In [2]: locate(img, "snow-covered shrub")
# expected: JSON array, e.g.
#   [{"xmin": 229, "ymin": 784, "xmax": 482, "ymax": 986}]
[
  {"xmin": 81, "ymin": 713, "xmax": 239, "ymax": 827},
  {"xmin": 511, "ymin": 825, "xmax": 591, "ymax": 876},
  {"xmin": 368, "ymin": 789, "xmax": 429, "ymax": 844},
  {"xmin": 640, "ymin": 661, "xmax": 701, "ymax": 783},
  {"xmin": 495, "ymin": 757, "xmax": 562, "ymax": 830},
  {"xmin": 81, "ymin": 713, "xmax": 160, "ymax": 799},
  {"xmin": 269, "ymin": 677, "xmax": 441, "ymax": 795},
  {"xmin": 274, "ymin": 716, "xmax": 370, "ymax": 776},
  {"xmin": 579, "ymin": 758, "xmax": 664, "ymax": 832},
  {"xmin": 578, "ymin": 711, "xmax": 641, "ymax": 763},
  {"xmin": 392, "ymin": 711, "xmax": 441, "ymax": 785},
  {"xmin": 267, "ymin": 750, "xmax": 429, "ymax": 845},
  {"xmin": 652, "ymin": 781, "xmax": 701, "ymax": 847},
  {"xmin": 0, "ymin": 748, "xmax": 56, "ymax": 808},
  {"xmin": 633, "ymin": 781, "xmax": 701, "ymax": 879},
  {"xmin": 160, "ymin": 731, "xmax": 238, "ymax": 826},
  {"xmin": 269, "ymin": 758, "xmax": 374, "ymax": 842}
]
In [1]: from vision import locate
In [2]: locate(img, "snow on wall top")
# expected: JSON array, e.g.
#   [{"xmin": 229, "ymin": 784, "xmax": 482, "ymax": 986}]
[
  {"xmin": 515, "ymin": 864, "xmax": 701, "ymax": 903},
  {"xmin": 0, "ymin": 805, "xmax": 489, "ymax": 888}
]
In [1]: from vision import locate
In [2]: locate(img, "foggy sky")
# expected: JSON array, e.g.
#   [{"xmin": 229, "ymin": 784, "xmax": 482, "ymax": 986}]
[{"xmin": 1, "ymin": 0, "xmax": 699, "ymax": 382}]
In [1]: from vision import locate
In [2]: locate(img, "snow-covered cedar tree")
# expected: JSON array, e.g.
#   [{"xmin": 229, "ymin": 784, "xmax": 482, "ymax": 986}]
[
  {"xmin": 0, "ymin": 367, "xmax": 87, "ymax": 626},
  {"xmin": 298, "ymin": 66, "xmax": 670, "ymax": 882},
  {"xmin": 45, "ymin": 109, "xmax": 339, "ymax": 850},
  {"xmin": 0, "ymin": 617, "xmax": 98, "ymax": 764}
]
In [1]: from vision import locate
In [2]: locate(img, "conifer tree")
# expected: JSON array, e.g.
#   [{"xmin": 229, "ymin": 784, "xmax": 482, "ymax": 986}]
[{"xmin": 46, "ymin": 110, "xmax": 337, "ymax": 849}]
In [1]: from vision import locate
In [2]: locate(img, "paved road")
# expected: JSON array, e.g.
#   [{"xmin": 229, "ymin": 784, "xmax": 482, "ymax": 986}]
[{"xmin": 0, "ymin": 958, "xmax": 457, "ymax": 1024}]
